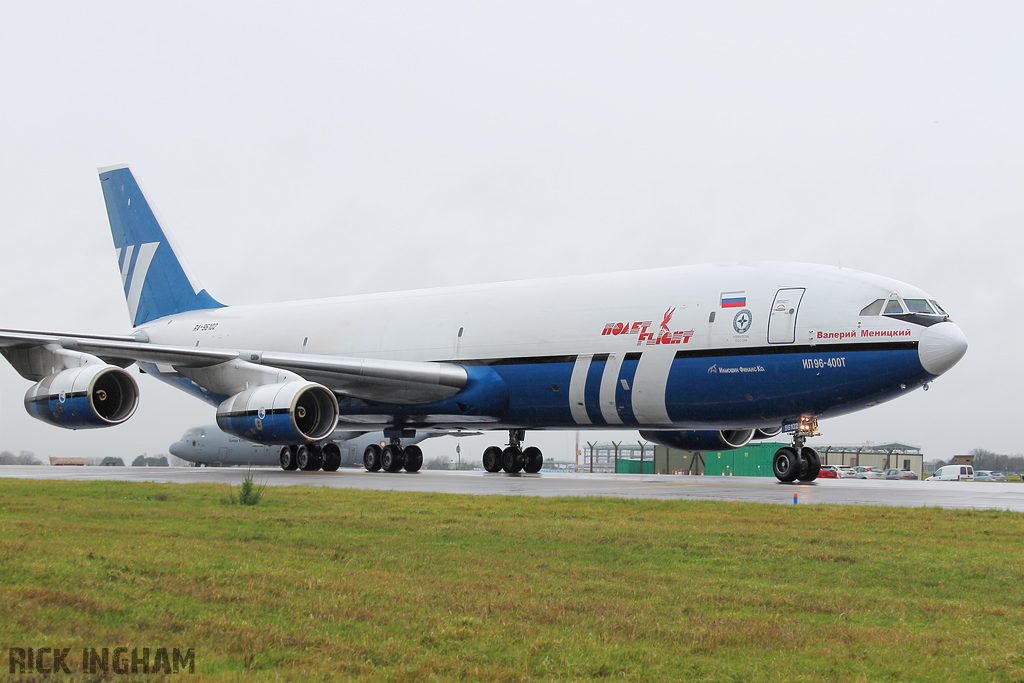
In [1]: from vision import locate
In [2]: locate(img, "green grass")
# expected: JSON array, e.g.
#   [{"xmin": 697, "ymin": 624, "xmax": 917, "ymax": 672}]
[{"xmin": 1, "ymin": 480, "xmax": 1023, "ymax": 682}]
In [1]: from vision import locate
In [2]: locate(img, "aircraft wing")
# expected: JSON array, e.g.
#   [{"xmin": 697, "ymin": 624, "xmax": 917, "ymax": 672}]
[{"xmin": 0, "ymin": 329, "xmax": 468, "ymax": 404}]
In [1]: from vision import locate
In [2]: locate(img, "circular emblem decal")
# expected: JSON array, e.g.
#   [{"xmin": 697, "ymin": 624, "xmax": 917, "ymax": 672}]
[
  {"xmin": 732, "ymin": 309, "xmax": 752, "ymax": 334},
  {"xmin": 257, "ymin": 407, "xmax": 266, "ymax": 420},
  {"xmin": 58, "ymin": 391, "xmax": 66, "ymax": 404}
]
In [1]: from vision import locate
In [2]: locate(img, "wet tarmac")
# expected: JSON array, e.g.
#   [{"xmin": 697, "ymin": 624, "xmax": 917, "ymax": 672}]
[{"xmin": 1, "ymin": 466, "xmax": 1022, "ymax": 511}]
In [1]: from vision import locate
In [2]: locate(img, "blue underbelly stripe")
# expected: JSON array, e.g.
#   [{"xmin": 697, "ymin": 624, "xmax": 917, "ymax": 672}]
[{"xmin": 479, "ymin": 345, "xmax": 927, "ymax": 429}]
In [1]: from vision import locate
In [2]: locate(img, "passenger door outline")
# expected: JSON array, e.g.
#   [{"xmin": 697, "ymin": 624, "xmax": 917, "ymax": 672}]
[{"xmin": 767, "ymin": 287, "xmax": 805, "ymax": 344}]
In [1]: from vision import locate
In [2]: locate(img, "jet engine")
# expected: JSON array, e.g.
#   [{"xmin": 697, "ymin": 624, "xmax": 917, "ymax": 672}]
[
  {"xmin": 216, "ymin": 381, "xmax": 339, "ymax": 445},
  {"xmin": 639, "ymin": 429, "xmax": 754, "ymax": 451},
  {"xmin": 24, "ymin": 364, "xmax": 139, "ymax": 429}
]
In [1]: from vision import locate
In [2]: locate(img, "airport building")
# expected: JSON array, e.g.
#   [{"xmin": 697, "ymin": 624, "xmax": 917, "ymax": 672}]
[
  {"xmin": 816, "ymin": 442, "xmax": 924, "ymax": 476},
  {"xmin": 593, "ymin": 441, "xmax": 924, "ymax": 477}
]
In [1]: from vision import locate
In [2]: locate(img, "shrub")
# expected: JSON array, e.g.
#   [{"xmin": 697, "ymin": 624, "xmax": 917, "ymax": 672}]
[{"xmin": 228, "ymin": 467, "xmax": 266, "ymax": 506}]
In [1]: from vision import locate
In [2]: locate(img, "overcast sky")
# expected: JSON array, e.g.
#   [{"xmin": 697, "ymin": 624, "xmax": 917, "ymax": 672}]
[{"xmin": 0, "ymin": 2, "xmax": 1020, "ymax": 464}]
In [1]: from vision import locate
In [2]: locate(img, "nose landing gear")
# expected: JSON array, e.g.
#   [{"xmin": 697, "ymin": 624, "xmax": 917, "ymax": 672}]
[{"xmin": 772, "ymin": 417, "xmax": 821, "ymax": 483}]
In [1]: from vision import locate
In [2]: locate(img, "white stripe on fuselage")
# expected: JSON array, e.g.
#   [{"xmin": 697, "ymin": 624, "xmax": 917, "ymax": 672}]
[
  {"xmin": 630, "ymin": 351, "xmax": 674, "ymax": 425},
  {"xmin": 568, "ymin": 354, "xmax": 592, "ymax": 425},
  {"xmin": 598, "ymin": 353, "xmax": 624, "ymax": 425}
]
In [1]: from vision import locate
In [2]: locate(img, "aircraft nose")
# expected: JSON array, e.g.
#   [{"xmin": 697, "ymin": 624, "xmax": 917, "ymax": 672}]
[
  {"xmin": 168, "ymin": 441, "xmax": 186, "ymax": 457},
  {"xmin": 918, "ymin": 321, "xmax": 968, "ymax": 376}
]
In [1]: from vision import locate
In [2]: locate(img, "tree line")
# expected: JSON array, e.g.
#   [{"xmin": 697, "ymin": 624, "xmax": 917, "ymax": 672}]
[
  {"xmin": 0, "ymin": 451, "xmax": 42, "ymax": 465},
  {"xmin": 0, "ymin": 451, "xmax": 171, "ymax": 466}
]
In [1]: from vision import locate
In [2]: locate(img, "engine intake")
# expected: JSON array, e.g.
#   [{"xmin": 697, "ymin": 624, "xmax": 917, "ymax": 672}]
[
  {"xmin": 216, "ymin": 381, "xmax": 339, "ymax": 444},
  {"xmin": 25, "ymin": 365, "xmax": 139, "ymax": 429},
  {"xmin": 640, "ymin": 429, "xmax": 754, "ymax": 452}
]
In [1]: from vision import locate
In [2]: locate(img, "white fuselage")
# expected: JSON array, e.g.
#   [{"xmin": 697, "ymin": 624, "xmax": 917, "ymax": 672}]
[
  {"xmin": 141, "ymin": 262, "xmax": 919, "ymax": 362},
  {"xmin": 137, "ymin": 262, "xmax": 964, "ymax": 432}
]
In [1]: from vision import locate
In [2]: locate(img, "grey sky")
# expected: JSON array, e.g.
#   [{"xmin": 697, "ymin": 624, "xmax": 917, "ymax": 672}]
[{"xmin": 0, "ymin": 2, "xmax": 1019, "ymax": 464}]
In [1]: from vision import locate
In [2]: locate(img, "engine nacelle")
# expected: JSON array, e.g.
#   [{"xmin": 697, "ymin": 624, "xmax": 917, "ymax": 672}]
[
  {"xmin": 753, "ymin": 427, "xmax": 782, "ymax": 439},
  {"xmin": 640, "ymin": 429, "xmax": 755, "ymax": 452},
  {"xmin": 216, "ymin": 381, "xmax": 339, "ymax": 445},
  {"xmin": 24, "ymin": 365, "xmax": 139, "ymax": 429}
]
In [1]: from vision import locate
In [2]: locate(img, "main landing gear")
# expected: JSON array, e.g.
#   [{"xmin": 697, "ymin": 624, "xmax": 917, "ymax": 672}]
[
  {"xmin": 362, "ymin": 439, "xmax": 423, "ymax": 473},
  {"xmin": 279, "ymin": 442, "xmax": 342, "ymax": 472},
  {"xmin": 482, "ymin": 430, "xmax": 543, "ymax": 474},
  {"xmin": 772, "ymin": 417, "xmax": 821, "ymax": 483}
]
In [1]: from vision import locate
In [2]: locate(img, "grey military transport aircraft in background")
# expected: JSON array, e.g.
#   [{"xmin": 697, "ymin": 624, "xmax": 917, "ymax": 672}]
[{"xmin": 169, "ymin": 426, "xmax": 453, "ymax": 469}]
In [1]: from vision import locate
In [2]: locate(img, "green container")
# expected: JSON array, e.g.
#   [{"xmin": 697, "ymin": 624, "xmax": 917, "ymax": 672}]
[
  {"xmin": 704, "ymin": 442, "xmax": 782, "ymax": 477},
  {"xmin": 616, "ymin": 459, "xmax": 655, "ymax": 474}
]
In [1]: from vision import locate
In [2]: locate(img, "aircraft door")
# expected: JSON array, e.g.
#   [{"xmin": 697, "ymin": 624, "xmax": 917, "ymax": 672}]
[{"xmin": 767, "ymin": 288, "xmax": 805, "ymax": 344}]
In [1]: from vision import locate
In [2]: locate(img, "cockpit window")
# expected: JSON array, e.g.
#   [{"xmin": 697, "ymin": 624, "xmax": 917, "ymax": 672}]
[
  {"xmin": 904, "ymin": 299, "xmax": 936, "ymax": 314},
  {"xmin": 859, "ymin": 299, "xmax": 884, "ymax": 316},
  {"xmin": 883, "ymin": 299, "xmax": 904, "ymax": 315},
  {"xmin": 929, "ymin": 300, "xmax": 947, "ymax": 315}
]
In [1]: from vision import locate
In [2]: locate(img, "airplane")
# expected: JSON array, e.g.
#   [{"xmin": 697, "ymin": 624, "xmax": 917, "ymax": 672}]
[
  {"xmin": 0, "ymin": 165, "xmax": 967, "ymax": 482},
  {"xmin": 169, "ymin": 426, "xmax": 442, "ymax": 469}
]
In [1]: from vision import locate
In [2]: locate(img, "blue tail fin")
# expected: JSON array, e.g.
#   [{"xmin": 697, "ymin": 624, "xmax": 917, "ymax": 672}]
[{"xmin": 98, "ymin": 165, "xmax": 224, "ymax": 327}]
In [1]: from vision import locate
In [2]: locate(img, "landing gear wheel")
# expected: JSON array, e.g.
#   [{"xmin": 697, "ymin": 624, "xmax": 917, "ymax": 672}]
[
  {"xmin": 502, "ymin": 446, "xmax": 524, "ymax": 473},
  {"xmin": 363, "ymin": 444, "xmax": 382, "ymax": 472},
  {"xmin": 381, "ymin": 444, "xmax": 406, "ymax": 472},
  {"xmin": 297, "ymin": 444, "xmax": 322, "ymax": 471},
  {"xmin": 797, "ymin": 447, "xmax": 821, "ymax": 482},
  {"xmin": 773, "ymin": 447, "xmax": 800, "ymax": 483},
  {"xmin": 403, "ymin": 445, "xmax": 423, "ymax": 473},
  {"xmin": 522, "ymin": 446, "xmax": 543, "ymax": 473},
  {"xmin": 321, "ymin": 443, "xmax": 342, "ymax": 472},
  {"xmin": 482, "ymin": 446, "xmax": 504, "ymax": 473},
  {"xmin": 280, "ymin": 446, "xmax": 298, "ymax": 471}
]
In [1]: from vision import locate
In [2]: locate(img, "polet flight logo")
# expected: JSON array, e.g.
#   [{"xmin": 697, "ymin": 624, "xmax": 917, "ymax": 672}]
[{"xmin": 602, "ymin": 307, "xmax": 694, "ymax": 346}]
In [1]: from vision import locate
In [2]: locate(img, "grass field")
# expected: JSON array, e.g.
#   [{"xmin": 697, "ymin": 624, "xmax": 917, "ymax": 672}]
[{"xmin": 2, "ymin": 479, "xmax": 1023, "ymax": 682}]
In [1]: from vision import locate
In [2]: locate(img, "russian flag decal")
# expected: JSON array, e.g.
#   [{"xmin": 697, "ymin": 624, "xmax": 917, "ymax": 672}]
[{"xmin": 720, "ymin": 291, "xmax": 746, "ymax": 308}]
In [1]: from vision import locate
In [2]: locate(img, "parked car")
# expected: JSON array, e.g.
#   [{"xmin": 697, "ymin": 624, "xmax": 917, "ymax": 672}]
[
  {"xmin": 928, "ymin": 465, "xmax": 974, "ymax": 481},
  {"xmin": 818, "ymin": 465, "xmax": 840, "ymax": 479},
  {"xmin": 974, "ymin": 470, "xmax": 1004, "ymax": 482},
  {"xmin": 853, "ymin": 466, "xmax": 885, "ymax": 479},
  {"xmin": 837, "ymin": 466, "xmax": 856, "ymax": 478},
  {"xmin": 882, "ymin": 469, "xmax": 919, "ymax": 480}
]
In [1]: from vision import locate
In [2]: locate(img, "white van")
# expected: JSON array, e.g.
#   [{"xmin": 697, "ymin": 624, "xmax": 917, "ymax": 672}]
[{"xmin": 928, "ymin": 465, "xmax": 974, "ymax": 481}]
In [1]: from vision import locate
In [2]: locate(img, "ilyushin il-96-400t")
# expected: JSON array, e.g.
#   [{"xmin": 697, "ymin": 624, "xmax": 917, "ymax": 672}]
[{"xmin": 0, "ymin": 166, "xmax": 967, "ymax": 481}]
